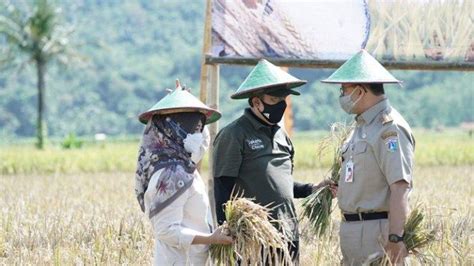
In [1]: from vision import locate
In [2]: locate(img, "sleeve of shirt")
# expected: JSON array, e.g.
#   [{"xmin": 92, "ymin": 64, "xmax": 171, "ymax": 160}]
[
  {"xmin": 212, "ymin": 128, "xmax": 243, "ymax": 178},
  {"xmin": 376, "ymin": 124, "xmax": 415, "ymax": 185},
  {"xmin": 213, "ymin": 176, "xmax": 236, "ymax": 225},
  {"xmin": 293, "ymin": 181, "xmax": 313, "ymax": 198},
  {"xmin": 150, "ymin": 190, "xmax": 199, "ymax": 249}
]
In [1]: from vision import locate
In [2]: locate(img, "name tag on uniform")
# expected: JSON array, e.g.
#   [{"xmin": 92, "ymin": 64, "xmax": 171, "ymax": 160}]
[{"xmin": 344, "ymin": 159, "xmax": 354, "ymax": 183}]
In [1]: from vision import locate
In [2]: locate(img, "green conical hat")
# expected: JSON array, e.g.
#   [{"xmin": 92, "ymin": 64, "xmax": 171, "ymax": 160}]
[
  {"xmin": 231, "ymin": 59, "xmax": 307, "ymax": 99},
  {"xmin": 138, "ymin": 83, "xmax": 221, "ymax": 125},
  {"xmin": 321, "ymin": 50, "xmax": 400, "ymax": 84}
]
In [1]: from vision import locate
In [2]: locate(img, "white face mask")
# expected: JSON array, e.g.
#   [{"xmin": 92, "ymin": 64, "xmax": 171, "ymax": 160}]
[
  {"xmin": 339, "ymin": 86, "xmax": 364, "ymax": 114},
  {"xmin": 183, "ymin": 126, "xmax": 210, "ymax": 163}
]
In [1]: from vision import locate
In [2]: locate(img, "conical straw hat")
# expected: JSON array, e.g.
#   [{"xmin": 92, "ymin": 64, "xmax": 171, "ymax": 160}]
[
  {"xmin": 138, "ymin": 80, "xmax": 221, "ymax": 124},
  {"xmin": 321, "ymin": 50, "xmax": 400, "ymax": 84},
  {"xmin": 231, "ymin": 59, "xmax": 306, "ymax": 99}
]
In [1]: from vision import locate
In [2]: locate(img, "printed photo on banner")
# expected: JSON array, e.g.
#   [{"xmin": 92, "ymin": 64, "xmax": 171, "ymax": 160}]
[{"xmin": 210, "ymin": 0, "xmax": 473, "ymax": 64}]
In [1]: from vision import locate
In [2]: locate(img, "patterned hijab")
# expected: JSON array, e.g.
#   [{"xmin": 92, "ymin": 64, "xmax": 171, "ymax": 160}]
[{"xmin": 135, "ymin": 112, "xmax": 205, "ymax": 218}]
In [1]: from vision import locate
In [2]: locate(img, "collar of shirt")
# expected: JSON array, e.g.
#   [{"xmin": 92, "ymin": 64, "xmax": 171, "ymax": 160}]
[
  {"xmin": 244, "ymin": 108, "xmax": 280, "ymax": 134},
  {"xmin": 355, "ymin": 98, "xmax": 390, "ymax": 125}
]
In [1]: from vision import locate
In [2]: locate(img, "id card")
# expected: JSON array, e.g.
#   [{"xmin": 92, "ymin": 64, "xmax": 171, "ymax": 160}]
[{"xmin": 344, "ymin": 160, "xmax": 354, "ymax": 183}]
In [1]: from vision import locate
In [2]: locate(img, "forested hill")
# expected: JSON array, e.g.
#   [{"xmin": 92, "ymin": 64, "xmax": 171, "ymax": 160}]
[{"xmin": 1, "ymin": 0, "xmax": 472, "ymax": 139}]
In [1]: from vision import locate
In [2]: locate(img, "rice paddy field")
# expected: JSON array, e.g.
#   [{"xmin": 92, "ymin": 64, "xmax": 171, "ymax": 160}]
[{"xmin": 1, "ymin": 129, "xmax": 473, "ymax": 265}]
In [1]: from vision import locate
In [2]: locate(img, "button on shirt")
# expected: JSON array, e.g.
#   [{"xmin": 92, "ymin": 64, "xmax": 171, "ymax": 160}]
[{"xmin": 338, "ymin": 99, "xmax": 415, "ymax": 214}]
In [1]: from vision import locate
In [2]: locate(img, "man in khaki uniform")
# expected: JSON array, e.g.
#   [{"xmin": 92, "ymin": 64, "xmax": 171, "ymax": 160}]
[{"xmin": 321, "ymin": 50, "xmax": 415, "ymax": 265}]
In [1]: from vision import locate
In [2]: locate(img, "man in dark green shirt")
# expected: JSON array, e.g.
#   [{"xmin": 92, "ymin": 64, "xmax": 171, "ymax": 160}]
[{"xmin": 213, "ymin": 59, "xmax": 330, "ymax": 263}]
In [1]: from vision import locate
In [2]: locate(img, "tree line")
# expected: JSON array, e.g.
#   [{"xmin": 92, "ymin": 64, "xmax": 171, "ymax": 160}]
[{"xmin": 1, "ymin": 0, "xmax": 472, "ymax": 145}]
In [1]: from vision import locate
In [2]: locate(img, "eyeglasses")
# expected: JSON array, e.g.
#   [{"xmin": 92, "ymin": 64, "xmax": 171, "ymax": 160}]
[
  {"xmin": 339, "ymin": 86, "xmax": 345, "ymax": 97},
  {"xmin": 339, "ymin": 84, "xmax": 357, "ymax": 96}
]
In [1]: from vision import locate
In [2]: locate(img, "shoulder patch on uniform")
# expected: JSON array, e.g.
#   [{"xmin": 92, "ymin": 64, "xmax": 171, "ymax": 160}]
[
  {"xmin": 385, "ymin": 138, "xmax": 398, "ymax": 152},
  {"xmin": 381, "ymin": 131, "xmax": 398, "ymax": 140},
  {"xmin": 380, "ymin": 113, "xmax": 394, "ymax": 125}
]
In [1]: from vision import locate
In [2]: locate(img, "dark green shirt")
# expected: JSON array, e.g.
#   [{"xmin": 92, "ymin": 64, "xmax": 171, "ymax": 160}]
[{"xmin": 213, "ymin": 108, "xmax": 299, "ymax": 240}]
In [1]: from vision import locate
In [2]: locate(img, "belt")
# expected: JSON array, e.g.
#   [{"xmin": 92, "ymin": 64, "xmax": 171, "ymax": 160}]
[{"xmin": 343, "ymin": 211, "xmax": 388, "ymax": 221}]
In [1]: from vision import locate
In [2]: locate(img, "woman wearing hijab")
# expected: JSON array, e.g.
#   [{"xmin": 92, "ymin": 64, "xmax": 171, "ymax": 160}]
[{"xmin": 135, "ymin": 80, "xmax": 232, "ymax": 265}]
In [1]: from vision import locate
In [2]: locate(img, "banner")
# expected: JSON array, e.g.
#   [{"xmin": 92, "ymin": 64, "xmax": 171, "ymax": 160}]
[{"xmin": 210, "ymin": 0, "xmax": 473, "ymax": 67}]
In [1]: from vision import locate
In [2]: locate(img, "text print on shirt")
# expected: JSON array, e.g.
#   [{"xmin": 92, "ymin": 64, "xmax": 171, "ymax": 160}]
[{"xmin": 246, "ymin": 137, "xmax": 264, "ymax": 150}]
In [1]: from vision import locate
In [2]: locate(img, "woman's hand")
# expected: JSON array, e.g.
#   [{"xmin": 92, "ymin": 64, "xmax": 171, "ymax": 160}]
[
  {"xmin": 210, "ymin": 226, "xmax": 233, "ymax": 245},
  {"xmin": 192, "ymin": 225, "xmax": 233, "ymax": 245}
]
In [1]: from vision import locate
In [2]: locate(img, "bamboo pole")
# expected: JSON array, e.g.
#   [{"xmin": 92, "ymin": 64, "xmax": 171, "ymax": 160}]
[
  {"xmin": 197, "ymin": 0, "xmax": 212, "ymax": 173},
  {"xmin": 207, "ymin": 64, "xmax": 220, "ymax": 226},
  {"xmin": 280, "ymin": 67, "xmax": 294, "ymax": 137},
  {"xmin": 199, "ymin": 0, "xmax": 212, "ymax": 103},
  {"xmin": 284, "ymin": 97, "xmax": 293, "ymax": 137}
]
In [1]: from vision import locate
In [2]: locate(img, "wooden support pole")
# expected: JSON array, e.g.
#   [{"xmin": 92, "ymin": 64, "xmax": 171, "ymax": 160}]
[
  {"xmin": 199, "ymin": 0, "xmax": 220, "ymax": 225},
  {"xmin": 284, "ymin": 96, "xmax": 293, "ymax": 137},
  {"xmin": 197, "ymin": 0, "xmax": 212, "ymax": 172},
  {"xmin": 280, "ymin": 67, "xmax": 294, "ymax": 137},
  {"xmin": 205, "ymin": 55, "xmax": 474, "ymax": 71},
  {"xmin": 207, "ymin": 64, "xmax": 220, "ymax": 226},
  {"xmin": 199, "ymin": 0, "xmax": 212, "ymax": 103}
]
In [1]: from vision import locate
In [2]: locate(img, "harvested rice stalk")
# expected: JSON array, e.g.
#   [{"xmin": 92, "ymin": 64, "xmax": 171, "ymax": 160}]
[
  {"xmin": 210, "ymin": 196, "xmax": 292, "ymax": 265},
  {"xmin": 403, "ymin": 207, "xmax": 436, "ymax": 252},
  {"xmin": 301, "ymin": 122, "xmax": 353, "ymax": 236},
  {"xmin": 369, "ymin": 206, "xmax": 436, "ymax": 265}
]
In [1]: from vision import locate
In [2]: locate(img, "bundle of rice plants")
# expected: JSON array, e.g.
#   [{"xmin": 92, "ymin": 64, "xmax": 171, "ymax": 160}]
[
  {"xmin": 301, "ymin": 122, "xmax": 353, "ymax": 236},
  {"xmin": 210, "ymin": 196, "xmax": 292, "ymax": 265},
  {"xmin": 369, "ymin": 206, "xmax": 436, "ymax": 265},
  {"xmin": 403, "ymin": 207, "xmax": 436, "ymax": 252}
]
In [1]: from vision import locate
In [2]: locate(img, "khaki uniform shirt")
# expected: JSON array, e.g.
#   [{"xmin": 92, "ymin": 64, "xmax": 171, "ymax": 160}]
[{"xmin": 338, "ymin": 99, "xmax": 415, "ymax": 214}]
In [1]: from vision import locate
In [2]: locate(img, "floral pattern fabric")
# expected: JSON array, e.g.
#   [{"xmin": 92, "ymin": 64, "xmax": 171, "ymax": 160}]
[{"xmin": 135, "ymin": 113, "xmax": 204, "ymax": 218}]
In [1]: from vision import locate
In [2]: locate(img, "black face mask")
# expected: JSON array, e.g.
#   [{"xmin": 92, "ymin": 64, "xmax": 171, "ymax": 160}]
[{"xmin": 259, "ymin": 99, "xmax": 287, "ymax": 124}]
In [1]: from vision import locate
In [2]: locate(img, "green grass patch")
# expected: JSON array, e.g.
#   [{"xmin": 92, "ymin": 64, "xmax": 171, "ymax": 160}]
[
  {"xmin": 1, "ymin": 129, "xmax": 472, "ymax": 175},
  {"xmin": 293, "ymin": 128, "xmax": 474, "ymax": 169},
  {"xmin": 0, "ymin": 143, "xmax": 138, "ymax": 175}
]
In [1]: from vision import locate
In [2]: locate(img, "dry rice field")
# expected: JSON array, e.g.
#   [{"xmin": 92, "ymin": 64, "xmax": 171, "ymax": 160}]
[{"xmin": 1, "ymin": 165, "xmax": 472, "ymax": 265}]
